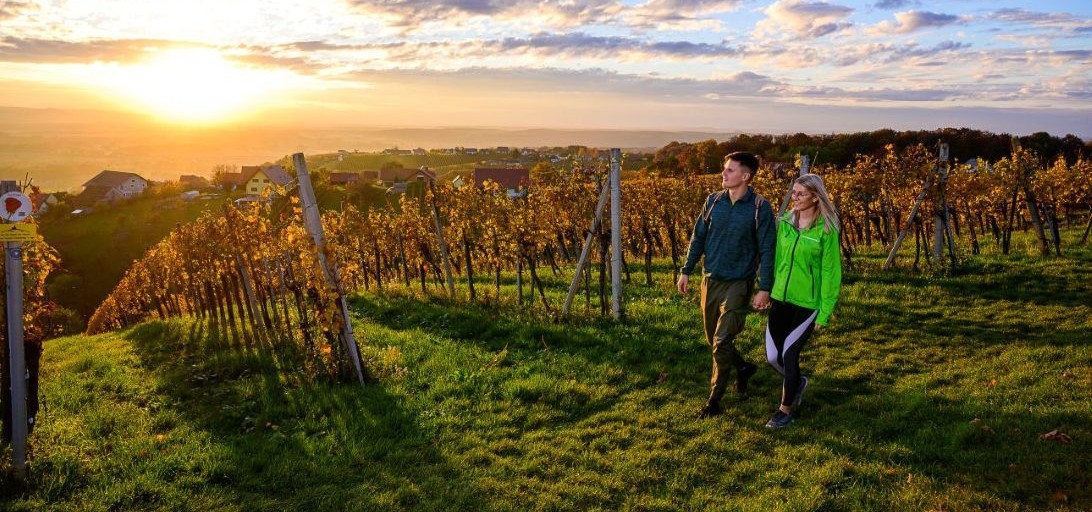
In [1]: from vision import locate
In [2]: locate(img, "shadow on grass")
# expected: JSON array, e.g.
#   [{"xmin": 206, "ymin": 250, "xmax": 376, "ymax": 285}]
[
  {"xmin": 347, "ymin": 293, "xmax": 709, "ymax": 396},
  {"xmin": 119, "ymin": 317, "xmax": 487, "ymax": 511},
  {"xmin": 786, "ymin": 372, "xmax": 1090, "ymax": 509},
  {"xmin": 346, "ymin": 270, "xmax": 1089, "ymax": 509}
]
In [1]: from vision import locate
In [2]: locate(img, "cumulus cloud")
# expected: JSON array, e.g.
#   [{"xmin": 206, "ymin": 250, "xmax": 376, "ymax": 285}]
[
  {"xmin": 872, "ymin": 11, "xmax": 962, "ymax": 34},
  {"xmin": 754, "ymin": 0, "xmax": 855, "ymax": 40}
]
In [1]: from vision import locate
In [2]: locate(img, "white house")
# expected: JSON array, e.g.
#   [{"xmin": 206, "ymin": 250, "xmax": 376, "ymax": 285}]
[{"xmin": 81, "ymin": 170, "xmax": 148, "ymax": 201}]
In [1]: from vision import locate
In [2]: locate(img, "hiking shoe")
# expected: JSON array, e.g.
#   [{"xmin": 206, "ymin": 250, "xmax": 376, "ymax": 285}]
[
  {"xmin": 792, "ymin": 376, "xmax": 809, "ymax": 408},
  {"xmin": 697, "ymin": 401, "xmax": 722, "ymax": 419},
  {"xmin": 765, "ymin": 410, "xmax": 794, "ymax": 428},
  {"xmin": 734, "ymin": 362, "xmax": 758, "ymax": 394}
]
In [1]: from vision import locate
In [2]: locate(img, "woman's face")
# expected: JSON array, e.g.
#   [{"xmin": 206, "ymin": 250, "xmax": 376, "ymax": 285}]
[{"xmin": 791, "ymin": 184, "xmax": 818, "ymax": 212}]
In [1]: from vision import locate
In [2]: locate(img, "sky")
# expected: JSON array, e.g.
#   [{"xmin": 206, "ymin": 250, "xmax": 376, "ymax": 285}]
[{"xmin": 1, "ymin": 0, "xmax": 1090, "ymax": 136}]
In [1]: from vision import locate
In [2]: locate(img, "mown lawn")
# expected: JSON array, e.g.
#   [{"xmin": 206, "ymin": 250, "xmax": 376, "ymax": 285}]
[{"xmin": 2, "ymin": 232, "xmax": 1089, "ymax": 511}]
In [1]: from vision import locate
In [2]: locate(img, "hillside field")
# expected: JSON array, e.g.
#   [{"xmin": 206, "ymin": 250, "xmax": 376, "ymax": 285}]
[{"xmin": 2, "ymin": 231, "xmax": 1089, "ymax": 511}]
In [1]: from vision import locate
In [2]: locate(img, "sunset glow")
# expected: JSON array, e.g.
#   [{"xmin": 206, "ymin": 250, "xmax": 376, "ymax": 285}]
[{"xmin": 99, "ymin": 48, "xmax": 278, "ymax": 124}]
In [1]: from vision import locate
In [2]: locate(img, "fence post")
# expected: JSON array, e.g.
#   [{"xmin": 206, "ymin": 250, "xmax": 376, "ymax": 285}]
[{"xmin": 609, "ymin": 149, "xmax": 623, "ymax": 320}]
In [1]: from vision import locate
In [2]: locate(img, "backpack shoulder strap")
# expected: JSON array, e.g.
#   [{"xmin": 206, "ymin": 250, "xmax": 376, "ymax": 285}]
[
  {"xmin": 702, "ymin": 191, "xmax": 725, "ymax": 227},
  {"xmin": 753, "ymin": 192, "xmax": 768, "ymax": 230}
]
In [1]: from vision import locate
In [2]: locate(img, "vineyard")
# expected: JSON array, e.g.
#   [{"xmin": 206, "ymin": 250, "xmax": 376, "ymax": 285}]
[{"xmin": 81, "ymin": 143, "xmax": 1092, "ymax": 383}]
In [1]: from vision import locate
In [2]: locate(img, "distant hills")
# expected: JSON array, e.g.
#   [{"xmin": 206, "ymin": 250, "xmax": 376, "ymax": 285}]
[{"xmin": 0, "ymin": 107, "xmax": 737, "ymax": 191}]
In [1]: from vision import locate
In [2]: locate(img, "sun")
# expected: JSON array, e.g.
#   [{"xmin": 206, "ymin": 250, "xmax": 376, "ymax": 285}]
[{"xmin": 106, "ymin": 48, "xmax": 274, "ymax": 124}]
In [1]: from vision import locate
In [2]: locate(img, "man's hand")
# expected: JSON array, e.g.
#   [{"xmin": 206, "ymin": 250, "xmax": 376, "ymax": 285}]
[
  {"xmin": 677, "ymin": 274, "xmax": 690, "ymax": 294},
  {"xmin": 814, "ymin": 323, "xmax": 823, "ymax": 331},
  {"xmin": 752, "ymin": 290, "xmax": 771, "ymax": 310}
]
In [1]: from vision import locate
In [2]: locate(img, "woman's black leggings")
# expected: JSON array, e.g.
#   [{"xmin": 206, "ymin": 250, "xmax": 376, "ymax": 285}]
[{"xmin": 765, "ymin": 299, "xmax": 817, "ymax": 407}]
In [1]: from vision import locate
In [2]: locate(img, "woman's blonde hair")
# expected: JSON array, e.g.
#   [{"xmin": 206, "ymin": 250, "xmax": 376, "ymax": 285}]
[{"xmin": 795, "ymin": 174, "xmax": 840, "ymax": 233}]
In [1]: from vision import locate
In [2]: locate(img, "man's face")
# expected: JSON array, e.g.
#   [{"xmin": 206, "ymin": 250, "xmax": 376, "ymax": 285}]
[{"xmin": 722, "ymin": 159, "xmax": 751, "ymax": 189}]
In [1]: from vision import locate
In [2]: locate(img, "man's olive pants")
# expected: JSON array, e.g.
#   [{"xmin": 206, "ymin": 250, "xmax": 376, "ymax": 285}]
[{"xmin": 700, "ymin": 276, "xmax": 752, "ymax": 403}]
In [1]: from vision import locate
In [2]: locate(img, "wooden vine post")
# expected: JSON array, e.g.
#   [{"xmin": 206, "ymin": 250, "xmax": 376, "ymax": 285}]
[
  {"xmin": 778, "ymin": 155, "xmax": 810, "ymax": 217},
  {"xmin": 428, "ymin": 180, "xmax": 456, "ymax": 298},
  {"xmin": 292, "ymin": 153, "xmax": 367, "ymax": 386},
  {"xmin": 608, "ymin": 148, "xmax": 624, "ymax": 320},
  {"xmin": 884, "ymin": 143, "xmax": 953, "ymax": 269},
  {"xmin": 562, "ymin": 177, "xmax": 609, "ymax": 316}
]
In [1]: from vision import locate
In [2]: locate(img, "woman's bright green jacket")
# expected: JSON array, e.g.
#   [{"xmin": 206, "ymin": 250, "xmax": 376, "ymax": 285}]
[{"xmin": 770, "ymin": 213, "xmax": 842, "ymax": 326}]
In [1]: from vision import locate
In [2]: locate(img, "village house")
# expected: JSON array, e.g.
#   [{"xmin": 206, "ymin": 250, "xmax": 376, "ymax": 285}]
[
  {"xmin": 179, "ymin": 174, "xmax": 210, "ymax": 189},
  {"xmin": 379, "ymin": 166, "xmax": 437, "ymax": 186},
  {"xmin": 240, "ymin": 165, "xmax": 293, "ymax": 196},
  {"xmin": 472, "ymin": 167, "xmax": 530, "ymax": 199},
  {"xmin": 30, "ymin": 192, "xmax": 60, "ymax": 216},
  {"xmin": 329, "ymin": 172, "xmax": 362, "ymax": 186},
  {"xmin": 80, "ymin": 170, "xmax": 148, "ymax": 202},
  {"xmin": 218, "ymin": 172, "xmax": 245, "ymax": 190}
]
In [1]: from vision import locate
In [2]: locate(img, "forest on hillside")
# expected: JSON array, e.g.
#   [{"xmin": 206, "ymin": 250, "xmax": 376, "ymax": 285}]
[{"xmin": 647, "ymin": 128, "xmax": 1089, "ymax": 176}]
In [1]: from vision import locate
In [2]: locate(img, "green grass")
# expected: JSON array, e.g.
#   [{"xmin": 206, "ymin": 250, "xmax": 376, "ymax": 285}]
[
  {"xmin": 40, "ymin": 194, "xmax": 223, "ymax": 320},
  {"xmin": 3, "ymin": 232, "xmax": 1089, "ymax": 511}
]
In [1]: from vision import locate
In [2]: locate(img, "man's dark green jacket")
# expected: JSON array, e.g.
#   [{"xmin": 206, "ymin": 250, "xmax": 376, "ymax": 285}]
[{"xmin": 681, "ymin": 187, "xmax": 776, "ymax": 290}]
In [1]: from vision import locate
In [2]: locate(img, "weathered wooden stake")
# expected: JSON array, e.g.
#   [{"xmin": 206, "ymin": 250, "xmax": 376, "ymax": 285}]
[
  {"xmin": 293, "ymin": 153, "xmax": 367, "ymax": 386},
  {"xmin": 778, "ymin": 155, "xmax": 809, "ymax": 217},
  {"xmin": 563, "ymin": 177, "xmax": 610, "ymax": 316},
  {"xmin": 428, "ymin": 181, "xmax": 456, "ymax": 298},
  {"xmin": 609, "ymin": 148, "xmax": 623, "ymax": 320}
]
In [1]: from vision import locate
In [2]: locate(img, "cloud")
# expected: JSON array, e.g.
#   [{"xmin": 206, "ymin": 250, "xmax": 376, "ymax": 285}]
[
  {"xmin": 342, "ymin": 0, "xmax": 623, "ymax": 29},
  {"xmin": 985, "ymin": 8, "xmax": 1092, "ymax": 35},
  {"xmin": 492, "ymin": 32, "xmax": 741, "ymax": 59},
  {"xmin": 873, "ymin": 0, "xmax": 914, "ymax": 9},
  {"xmin": 0, "ymin": 37, "xmax": 206, "ymax": 64},
  {"xmin": 0, "ymin": 0, "xmax": 36, "ymax": 20},
  {"xmin": 885, "ymin": 40, "xmax": 972, "ymax": 62},
  {"xmin": 872, "ymin": 11, "xmax": 962, "ymax": 34},
  {"xmin": 754, "ymin": 0, "xmax": 855, "ymax": 40},
  {"xmin": 624, "ymin": 0, "xmax": 742, "ymax": 29},
  {"xmin": 243, "ymin": 33, "xmax": 745, "ymax": 73}
]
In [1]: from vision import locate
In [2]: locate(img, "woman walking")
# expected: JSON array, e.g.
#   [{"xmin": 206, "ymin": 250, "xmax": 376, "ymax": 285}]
[{"xmin": 764, "ymin": 174, "xmax": 842, "ymax": 428}]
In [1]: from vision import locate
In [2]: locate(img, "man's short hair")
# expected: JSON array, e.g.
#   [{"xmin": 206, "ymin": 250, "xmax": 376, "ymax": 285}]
[{"xmin": 724, "ymin": 151, "xmax": 760, "ymax": 175}]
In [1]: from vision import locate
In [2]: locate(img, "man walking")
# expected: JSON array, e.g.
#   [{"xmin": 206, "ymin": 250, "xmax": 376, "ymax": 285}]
[{"xmin": 677, "ymin": 151, "xmax": 776, "ymax": 418}]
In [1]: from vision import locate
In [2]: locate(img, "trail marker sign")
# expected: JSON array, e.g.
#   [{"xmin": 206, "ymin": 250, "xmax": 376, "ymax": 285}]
[
  {"xmin": 0, "ymin": 223, "xmax": 36, "ymax": 242},
  {"xmin": 0, "ymin": 192, "xmax": 32, "ymax": 222}
]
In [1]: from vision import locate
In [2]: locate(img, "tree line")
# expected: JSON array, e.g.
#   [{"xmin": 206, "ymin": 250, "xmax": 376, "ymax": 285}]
[{"xmin": 649, "ymin": 128, "xmax": 1089, "ymax": 176}]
